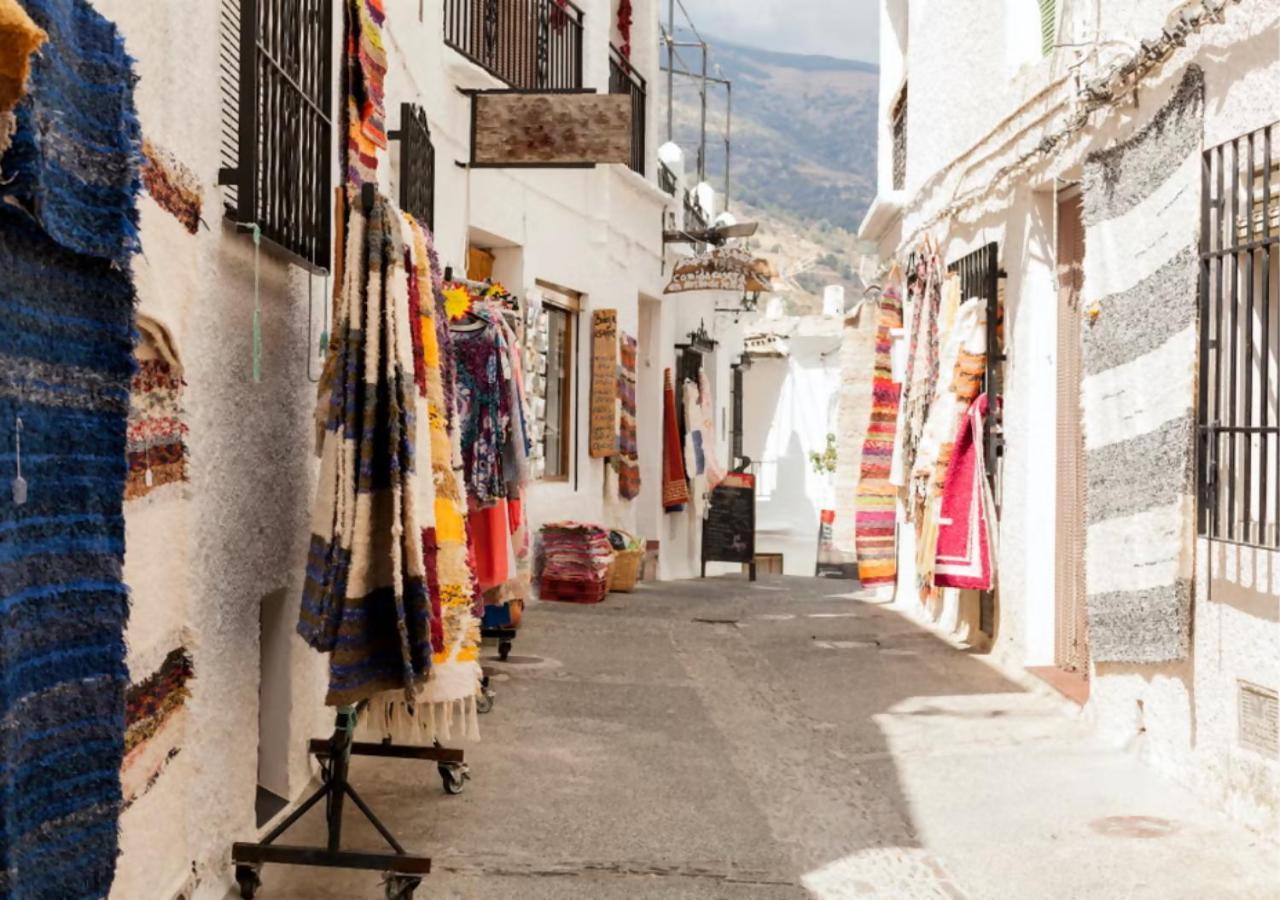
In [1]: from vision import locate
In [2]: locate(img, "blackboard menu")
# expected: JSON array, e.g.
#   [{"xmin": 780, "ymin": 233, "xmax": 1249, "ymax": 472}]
[{"xmin": 701, "ymin": 472, "xmax": 756, "ymax": 576}]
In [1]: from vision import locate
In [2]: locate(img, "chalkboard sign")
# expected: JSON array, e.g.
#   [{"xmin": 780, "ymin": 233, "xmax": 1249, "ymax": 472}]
[{"xmin": 701, "ymin": 472, "xmax": 757, "ymax": 580}]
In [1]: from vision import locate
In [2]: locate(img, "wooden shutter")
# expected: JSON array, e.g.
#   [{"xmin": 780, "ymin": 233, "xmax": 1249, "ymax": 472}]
[{"xmin": 1039, "ymin": 0, "xmax": 1057, "ymax": 55}]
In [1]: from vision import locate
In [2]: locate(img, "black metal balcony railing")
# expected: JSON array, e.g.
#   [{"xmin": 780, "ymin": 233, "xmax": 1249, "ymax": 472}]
[
  {"xmin": 444, "ymin": 0, "xmax": 584, "ymax": 90},
  {"xmin": 684, "ymin": 190, "xmax": 708, "ymax": 233},
  {"xmin": 658, "ymin": 161, "xmax": 677, "ymax": 195},
  {"xmin": 608, "ymin": 45, "xmax": 645, "ymax": 176}
]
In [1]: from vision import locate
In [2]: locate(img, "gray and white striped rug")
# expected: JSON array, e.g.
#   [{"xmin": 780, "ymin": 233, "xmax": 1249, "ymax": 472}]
[{"xmin": 1080, "ymin": 65, "xmax": 1204, "ymax": 663}]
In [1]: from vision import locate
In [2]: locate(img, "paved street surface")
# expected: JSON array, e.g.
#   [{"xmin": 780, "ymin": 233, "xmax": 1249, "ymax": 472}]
[{"xmin": 256, "ymin": 576, "xmax": 1280, "ymax": 899}]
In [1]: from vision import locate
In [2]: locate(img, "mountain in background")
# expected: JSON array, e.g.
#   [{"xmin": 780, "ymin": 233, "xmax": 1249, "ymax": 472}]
[{"xmin": 667, "ymin": 39, "xmax": 879, "ymax": 311}]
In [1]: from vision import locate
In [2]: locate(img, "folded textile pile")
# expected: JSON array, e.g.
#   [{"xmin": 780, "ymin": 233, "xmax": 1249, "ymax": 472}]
[{"xmin": 540, "ymin": 522, "xmax": 614, "ymax": 584}]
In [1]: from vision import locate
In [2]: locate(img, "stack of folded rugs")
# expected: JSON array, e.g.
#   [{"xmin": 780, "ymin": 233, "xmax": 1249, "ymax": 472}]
[{"xmin": 539, "ymin": 522, "xmax": 614, "ymax": 603}]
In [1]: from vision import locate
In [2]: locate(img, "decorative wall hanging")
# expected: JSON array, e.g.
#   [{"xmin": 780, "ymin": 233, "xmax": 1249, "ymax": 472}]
[
  {"xmin": 126, "ymin": 320, "xmax": 189, "ymax": 500},
  {"xmin": 121, "ymin": 647, "xmax": 194, "ymax": 808},
  {"xmin": 0, "ymin": 3, "xmax": 140, "ymax": 895},
  {"xmin": 662, "ymin": 368, "xmax": 690, "ymax": 510},
  {"xmin": 141, "ymin": 138, "xmax": 201, "ymax": 234},
  {"xmin": 589, "ymin": 309, "xmax": 619, "ymax": 458},
  {"xmin": 344, "ymin": 0, "xmax": 387, "ymax": 185},
  {"xmin": 1080, "ymin": 66, "xmax": 1203, "ymax": 663},
  {"xmin": 616, "ymin": 332, "xmax": 641, "ymax": 499},
  {"xmin": 617, "ymin": 0, "xmax": 633, "ymax": 58},
  {"xmin": 855, "ymin": 282, "xmax": 903, "ymax": 586}
]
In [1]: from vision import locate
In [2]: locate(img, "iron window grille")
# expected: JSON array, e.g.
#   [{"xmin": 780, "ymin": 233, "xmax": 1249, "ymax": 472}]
[
  {"xmin": 1198, "ymin": 121, "xmax": 1279, "ymax": 547},
  {"xmin": 389, "ymin": 103, "xmax": 436, "ymax": 231},
  {"xmin": 608, "ymin": 44, "xmax": 646, "ymax": 176},
  {"xmin": 219, "ymin": 0, "xmax": 334, "ymax": 270},
  {"xmin": 947, "ymin": 241, "xmax": 1004, "ymax": 635},
  {"xmin": 443, "ymin": 0, "xmax": 584, "ymax": 91},
  {"xmin": 891, "ymin": 85, "xmax": 907, "ymax": 191}
]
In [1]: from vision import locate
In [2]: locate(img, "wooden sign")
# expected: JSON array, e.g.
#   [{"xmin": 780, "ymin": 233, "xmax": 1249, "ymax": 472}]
[
  {"xmin": 701, "ymin": 472, "xmax": 757, "ymax": 579},
  {"xmin": 589, "ymin": 309, "xmax": 619, "ymax": 458},
  {"xmin": 470, "ymin": 90, "xmax": 632, "ymax": 168}
]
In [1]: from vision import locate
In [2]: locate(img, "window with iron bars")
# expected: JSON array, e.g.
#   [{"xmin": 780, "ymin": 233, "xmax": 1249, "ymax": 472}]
[
  {"xmin": 390, "ymin": 103, "xmax": 435, "ymax": 231},
  {"xmin": 219, "ymin": 0, "xmax": 333, "ymax": 270},
  {"xmin": 1198, "ymin": 121, "xmax": 1280, "ymax": 547},
  {"xmin": 891, "ymin": 84, "xmax": 907, "ymax": 191}
]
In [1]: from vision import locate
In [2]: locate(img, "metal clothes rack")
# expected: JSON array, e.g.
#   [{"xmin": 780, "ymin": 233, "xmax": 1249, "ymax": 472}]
[
  {"xmin": 231, "ymin": 704, "xmax": 468, "ymax": 899},
  {"xmin": 232, "ymin": 183, "xmax": 470, "ymax": 900}
]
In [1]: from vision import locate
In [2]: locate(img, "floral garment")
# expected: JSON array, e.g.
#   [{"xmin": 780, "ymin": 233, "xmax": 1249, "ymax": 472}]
[{"xmin": 450, "ymin": 318, "xmax": 510, "ymax": 505}]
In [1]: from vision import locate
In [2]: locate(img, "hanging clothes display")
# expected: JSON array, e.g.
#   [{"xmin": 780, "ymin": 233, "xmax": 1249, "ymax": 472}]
[
  {"xmin": 893, "ymin": 249, "xmax": 943, "ymax": 497},
  {"xmin": 855, "ymin": 278, "xmax": 904, "ymax": 586},
  {"xmin": 0, "ymin": 1, "xmax": 140, "ymax": 895}
]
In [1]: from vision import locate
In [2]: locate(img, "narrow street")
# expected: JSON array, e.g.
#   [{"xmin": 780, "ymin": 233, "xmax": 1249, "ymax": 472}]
[{"xmin": 263, "ymin": 577, "xmax": 1280, "ymax": 900}]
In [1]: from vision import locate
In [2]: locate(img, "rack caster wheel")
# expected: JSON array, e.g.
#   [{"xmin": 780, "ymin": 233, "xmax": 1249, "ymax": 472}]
[
  {"xmin": 439, "ymin": 761, "xmax": 470, "ymax": 794},
  {"xmin": 476, "ymin": 686, "xmax": 495, "ymax": 714},
  {"xmin": 235, "ymin": 864, "xmax": 262, "ymax": 899},
  {"xmin": 498, "ymin": 639, "xmax": 512, "ymax": 661},
  {"xmin": 384, "ymin": 874, "xmax": 422, "ymax": 900}
]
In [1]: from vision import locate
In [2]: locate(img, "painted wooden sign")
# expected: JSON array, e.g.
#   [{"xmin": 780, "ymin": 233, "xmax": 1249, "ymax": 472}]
[
  {"xmin": 470, "ymin": 91, "xmax": 632, "ymax": 168},
  {"xmin": 589, "ymin": 309, "xmax": 619, "ymax": 458}
]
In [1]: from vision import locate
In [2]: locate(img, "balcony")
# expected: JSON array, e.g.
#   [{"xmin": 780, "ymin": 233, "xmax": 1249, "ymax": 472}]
[
  {"xmin": 607, "ymin": 45, "xmax": 646, "ymax": 176},
  {"xmin": 658, "ymin": 161, "xmax": 677, "ymax": 196},
  {"xmin": 684, "ymin": 190, "xmax": 708, "ymax": 232},
  {"xmin": 443, "ymin": 0, "xmax": 584, "ymax": 90}
]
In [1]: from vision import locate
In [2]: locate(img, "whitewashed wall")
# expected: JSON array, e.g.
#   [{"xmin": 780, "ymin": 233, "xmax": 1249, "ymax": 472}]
[
  {"xmin": 96, "ymin": 1, "xmax": 675, "ymax": 897},
  {"xmin": 863, "ymin": 0, "xmax": 1280, "ymax": 837}
]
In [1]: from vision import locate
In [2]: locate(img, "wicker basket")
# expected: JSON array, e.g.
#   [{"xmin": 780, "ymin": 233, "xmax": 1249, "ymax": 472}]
[{"xmin": 608, "ymin": 548, "xmax": 645, "ymax": 592}]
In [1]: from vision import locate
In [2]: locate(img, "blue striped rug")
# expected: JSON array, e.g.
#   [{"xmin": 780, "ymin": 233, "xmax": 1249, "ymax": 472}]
[
  {"xmin": 0, "ymin": 0, "xmax": 140, "ymax": 894},
  {"xmin": 0, "ymin": 209, "xmax": 134, "ymax": 899}
]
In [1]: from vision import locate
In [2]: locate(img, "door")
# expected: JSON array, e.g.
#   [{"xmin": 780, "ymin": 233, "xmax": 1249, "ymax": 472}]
[{"xmin": 1054, "ymin": 190, "xmax": 1089, "ymax": 677}]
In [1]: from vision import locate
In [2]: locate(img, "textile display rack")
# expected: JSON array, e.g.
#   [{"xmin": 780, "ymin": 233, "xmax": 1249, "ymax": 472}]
[
  {"xmin": 231, "ymin": 704, "xmax": 460, "ymax": 900},
  {"xmin": 232, "ymin": 183, "xmax": 472, "ymax": 900}
]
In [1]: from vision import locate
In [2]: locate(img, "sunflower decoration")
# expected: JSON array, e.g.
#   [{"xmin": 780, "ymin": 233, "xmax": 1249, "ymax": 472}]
[{"xmin": 443, "ymin": 283, "xmax": 474, "ymax": 321}]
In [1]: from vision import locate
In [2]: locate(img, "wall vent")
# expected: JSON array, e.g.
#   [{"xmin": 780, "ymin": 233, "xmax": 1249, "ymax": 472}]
[{"xmin": 1239, "ymin": 681, "xmax": 1279, "ymax": 757}]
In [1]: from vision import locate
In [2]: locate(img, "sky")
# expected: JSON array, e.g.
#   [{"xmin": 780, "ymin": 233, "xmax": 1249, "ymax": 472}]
[{"xmin": 676, "ymin": 0, "xmax": 879, "ymax": 63}]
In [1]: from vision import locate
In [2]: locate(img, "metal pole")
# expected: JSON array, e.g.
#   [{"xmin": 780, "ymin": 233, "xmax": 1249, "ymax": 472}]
[
  {"xmin": 666, "ymin": 0, "xmax": 674, "ymax": 143},
  {"xmin": 698, "ymin": 41, "xmax": 708, "ymax": 183},
  {"xmin": 724, "ymin": 81, "xmax": 732, "ymax": 210}
]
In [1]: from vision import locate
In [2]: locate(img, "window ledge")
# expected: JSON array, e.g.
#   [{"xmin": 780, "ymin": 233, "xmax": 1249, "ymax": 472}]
[{"xmin": 858, "ymin": 190, "xmax": 907, "ymax": 242}]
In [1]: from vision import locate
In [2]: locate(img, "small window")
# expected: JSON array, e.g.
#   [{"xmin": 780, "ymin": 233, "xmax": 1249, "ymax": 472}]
[
  {"xmin": 891, "ymin": 84, "xmax": 907, "ymax": 191},
  {"xmin": 539, "ymin": 283, "xmax": 581, "ymax": 481},
  {"xmin": 219, "ymin": 0, "xmax": 334, "ymax": 269},
  {"xmin": 1039, "ymin": 0, "xmax": 1057, "ymax": 55}
]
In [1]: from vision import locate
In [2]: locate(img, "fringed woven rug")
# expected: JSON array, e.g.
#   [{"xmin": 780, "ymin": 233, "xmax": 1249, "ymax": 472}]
[
  {"xmin": 298, "ymin": 194, "xmax": 433, "ymax": 706},
  {"xmin": 1080, "ymin": 66, "xmax": 1204, "ymax": 663},
  {"xmin": 855, "ymin": 283, "xmax": 904, "ymax": 586}
]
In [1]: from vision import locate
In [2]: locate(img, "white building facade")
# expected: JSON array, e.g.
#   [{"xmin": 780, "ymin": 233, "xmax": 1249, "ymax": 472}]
[
  {"xmin": 862, "ymin": 0, "xmax": 1280, "ymax": 836},
  {"xmin": 79, "ymin": 1, "xmax": 740, "ymax": 897}
]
